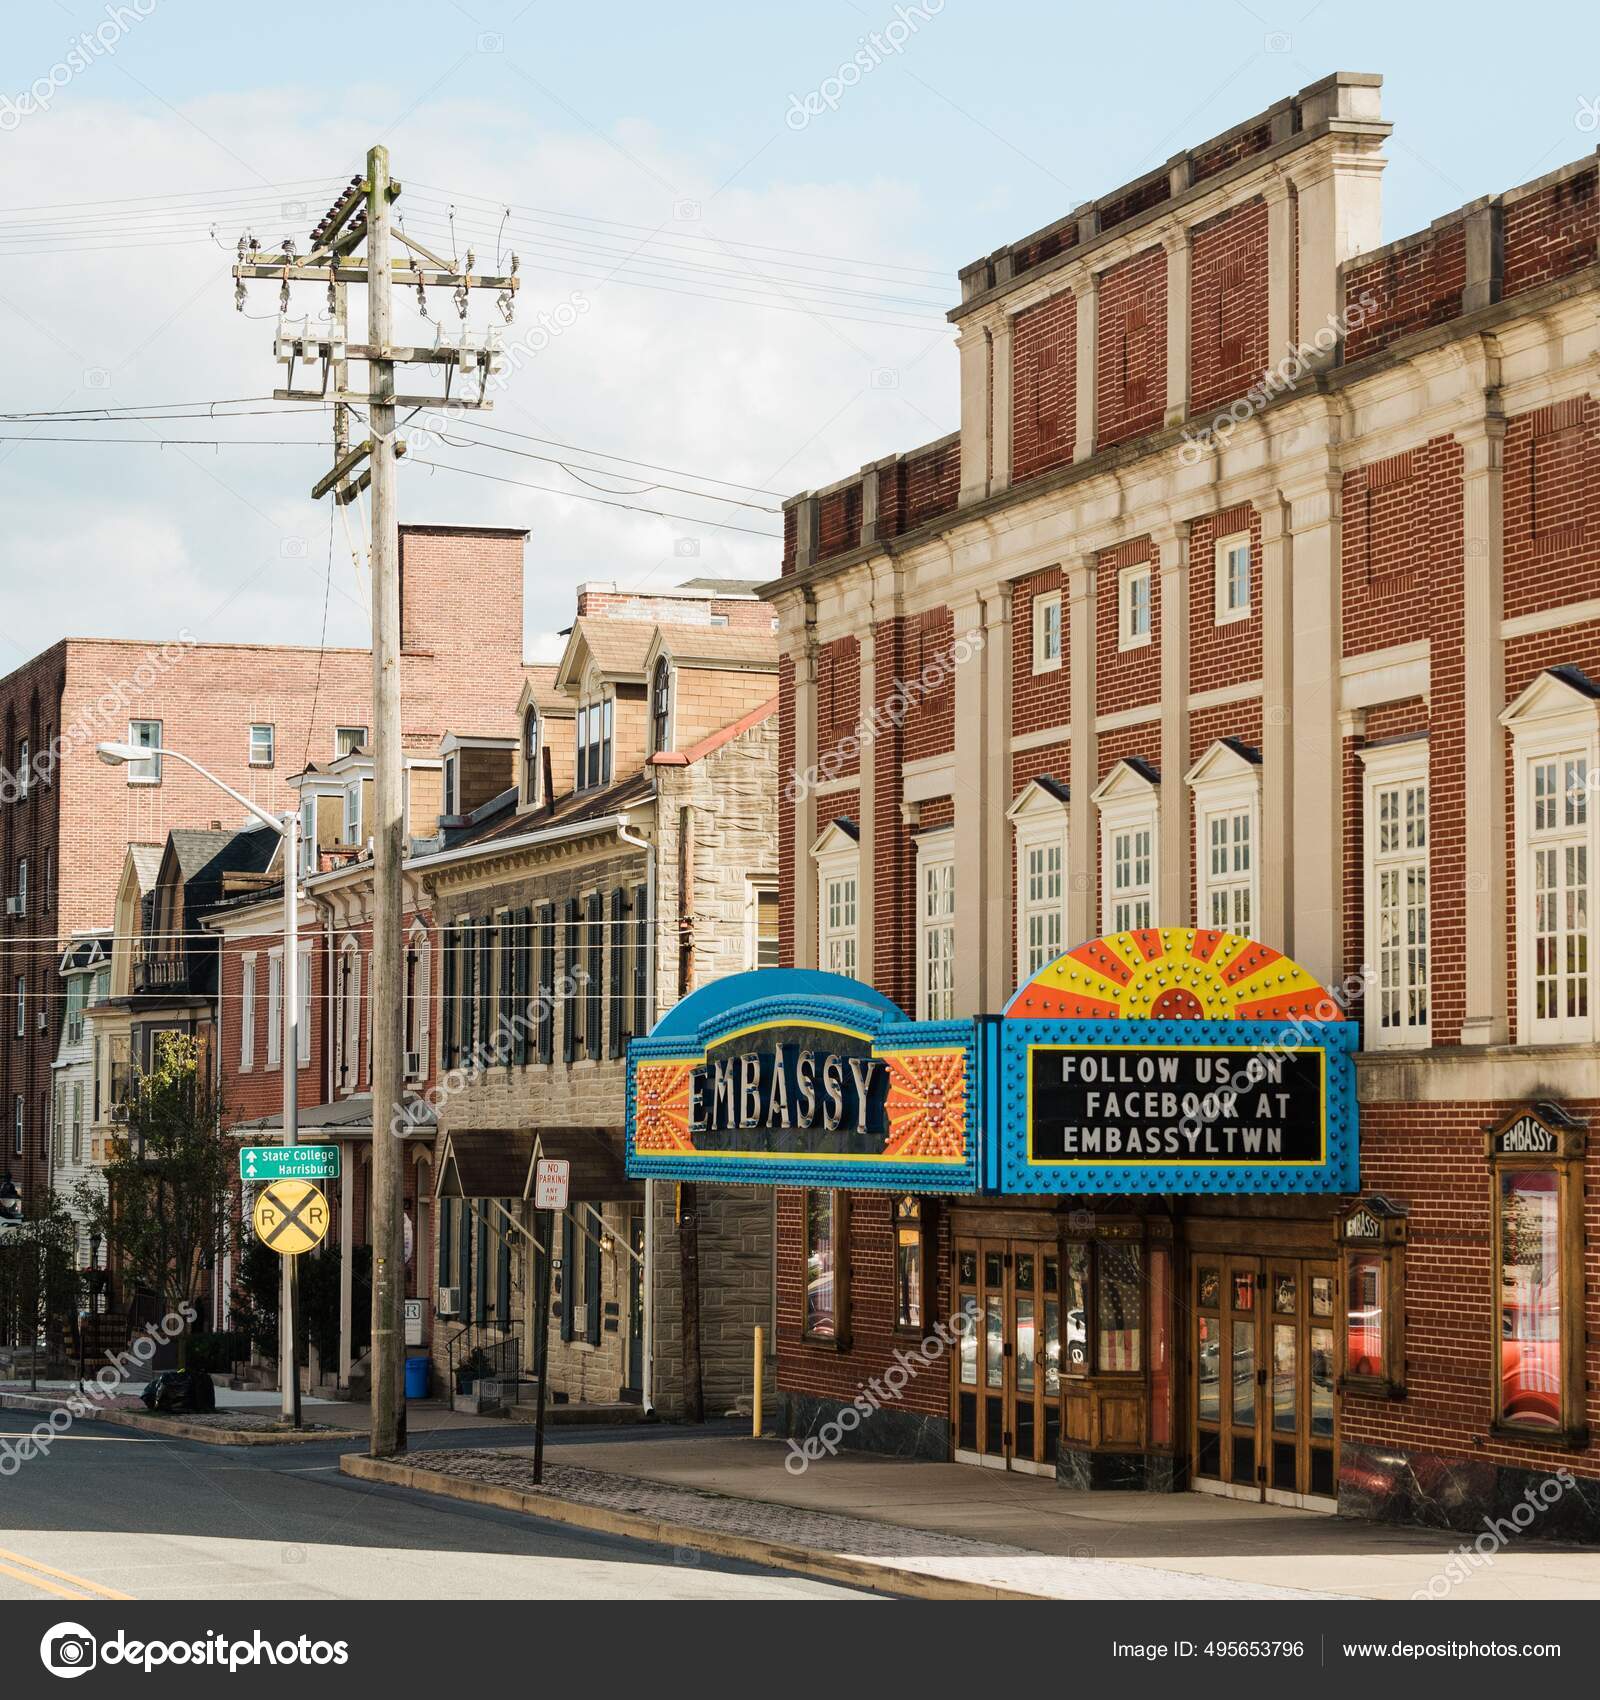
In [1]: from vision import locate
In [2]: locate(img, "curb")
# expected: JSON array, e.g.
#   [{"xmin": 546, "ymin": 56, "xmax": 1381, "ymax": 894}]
[
  {"xmin": 1, "ymin": 1392, "xmax": 366, "ymax": 1447},
  {"xmin": 340, "ymin": 1453, "xmax": 1047, "ymax": 1601}
]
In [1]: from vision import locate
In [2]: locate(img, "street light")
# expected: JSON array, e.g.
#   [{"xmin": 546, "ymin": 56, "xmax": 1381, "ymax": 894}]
[{"xmin": 97, "ymin": 739, "xmax": 303, "ymax": 1426}]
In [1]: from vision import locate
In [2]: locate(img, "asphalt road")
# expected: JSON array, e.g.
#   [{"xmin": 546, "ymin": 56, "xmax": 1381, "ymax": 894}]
[{"xmin": 0, "ymin": 1410, "xmax": 880, "ymax": 1602}]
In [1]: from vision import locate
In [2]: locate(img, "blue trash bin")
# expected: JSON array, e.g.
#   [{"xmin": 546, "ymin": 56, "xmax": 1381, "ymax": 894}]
[{"xmin": 404, "ymin": 1356, "xmax": 431, "ymax": 1400}]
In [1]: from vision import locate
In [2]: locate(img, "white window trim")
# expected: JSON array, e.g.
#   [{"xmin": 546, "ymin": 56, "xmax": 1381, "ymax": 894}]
[
  {"xmin": 1093, "ymin": 762, "xmax": 1161, "ymax": 934},
  {"xmin": 1031, "ymin": 589, "xmax": 1063, "ymax": 675},
  {"xmin": 239, "ymin": 952, "xmax": 257, "ymax": 1072},
  {"xmin": 1007, "ymin": 782, "xmax": 1069, "ymax": 981},
  {"xmin": 298, "ymin": 945, "xmax": 313, "ymax": 1069},
  {"xmin": 915, "ymin": 827, "xmax": 957, "ymax": 1021},
  {"xmin": 744, "ymin": 878, "xmax": 779, "ymax": 971},
  {"xmin": 337, "ymin": 936, "xmax": 362, "ymax": 1094},
  {"xmin": 249, "ymin": 723, "xmax": 275, "ymax": 767},
  {"xmin": 266, "ymin": 949, "xmax": 282, "ymax": 1069},
  {"xmin": 409, "ymin": 920, "xmax": 431, "ymax": 1078},
  {"xmin": 1358, "ymin": 737, "xmax": 1431, "ymax": 1051},
  {"xmin": 1214, "ymin": 531, "xmax": 1253, "ymax": 626},
  {"xmin": 1117, "ymin": 561, "xmax": 1153, "ymax": 652},
  {"xmin": 126, "ymin": 719, "xmax": 162, "ymax": 785},
  {"xmin": 812, "ymin": 823, "xmax": 860, "ymax": 981},
  {"xmin": 1186, "ymin": 742, "xmax": 1261, "ymax": 939},
  {"xmin": 1503, "ymin": 673, "xmax": 1600, "ymax": 1045},
  {"xmin": 335, "ymin": 725, "xmax": 367, "ymax": 758}
]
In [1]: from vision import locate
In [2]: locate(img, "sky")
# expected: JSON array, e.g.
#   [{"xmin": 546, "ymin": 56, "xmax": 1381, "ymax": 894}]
[{"xmin": 1, "ymin": 0, "xmax": 1597, "ymax": 667}]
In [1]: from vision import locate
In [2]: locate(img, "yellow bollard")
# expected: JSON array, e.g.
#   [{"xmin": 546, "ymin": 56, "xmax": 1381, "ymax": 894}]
[{"xmin": 752, "ymin": 1325, "xmax": 764, "ymax": 1438}]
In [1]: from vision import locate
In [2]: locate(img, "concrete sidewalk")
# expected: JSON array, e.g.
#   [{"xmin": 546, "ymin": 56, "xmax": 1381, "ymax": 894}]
[{"xmin": 375, "ymin": 1428, "xmax": 1600, "ymax": 1601}]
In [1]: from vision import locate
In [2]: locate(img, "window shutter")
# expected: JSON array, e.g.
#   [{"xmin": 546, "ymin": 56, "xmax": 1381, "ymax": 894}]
[
  {"xmin": 460, "ymin": 920, "xmax": 477, "ymax": 1062},
  {"xmin": 416, "ymin": 932, "xmax": 431, "ymax": 1073},
  {"xmin": 585, "ymin": 1212, "xmax": 603, "ymax": 1347},
  {"xmin": 511, "ymin": 908, "xmax": 530, "ymax": 1066},
  {"xmin": 562, "ymin": 899, "xmax": 580, "ymax": 1063},
  {"xmin": 559, "ymin": 1212, "xmax": 574, "ymax": 1342},
  {"xmin": 437, "ymin": 1195, "xmax": 453, "ymax": 1286},
  {"xmin": 631, "ymin": 882, "xmax": 650, "ymax": 1038},
  {"xmin": 475, "ymin": 1207, "xmax": 489, "ymax": 1324},
  {"xmin": 537, "ymin": 904, "xmax": 555, "ymax": 1064},
  {"xmin": 457, "ymin": 1199, "xmax": 471, "ymax": 1299},
  {"xmin": 478, "ymin": 917, "xmax": 494, "ymax": 1060},
  {"xmin": 496, "ymin": 1204, "xmax": 511, "ymax": 1320},
  {"xmin": 586, "ymin": 891, "xmax": 603, "ymax": 1057},
  {"xmin": 608, "ymin": 888, "xmax": 628, "ymax": 1058}
]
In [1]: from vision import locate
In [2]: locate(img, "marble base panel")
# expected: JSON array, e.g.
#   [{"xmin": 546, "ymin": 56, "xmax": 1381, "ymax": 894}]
[
  {"xmin": 1339, "ymin": 1440, "xmax": 1600, "ymax": 1544},
  {"xmin": 780, "ymin": 1391, "xmax": 951, "ymax": 1463},
  {"xmin": 1057, "ymin": 1446, "xmax": 1179, "ymax": 1492}
]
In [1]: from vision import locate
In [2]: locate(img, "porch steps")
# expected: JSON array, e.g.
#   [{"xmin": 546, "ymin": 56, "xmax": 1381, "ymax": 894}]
[{"xmin": 504, "ymin": 1399, "xmax": 648, "ymax": 1427}]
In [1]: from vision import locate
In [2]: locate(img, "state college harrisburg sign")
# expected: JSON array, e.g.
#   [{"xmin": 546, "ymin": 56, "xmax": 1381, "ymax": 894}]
[
  {"xmin": 626, "ymin": 970, "xmax": 978, "ymax": 1192},
  {"xmin": 998, "ymin": 929, "xmax": 1358, "ymax": 1195}
]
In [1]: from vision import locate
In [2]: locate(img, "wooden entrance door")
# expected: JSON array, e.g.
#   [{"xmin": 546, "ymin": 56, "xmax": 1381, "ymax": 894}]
[
  {"xmin": 952, "ymin": 1236, "xmax": 1061, "ymax": 1473},
  {"xmin": 1190, "ymin": 1252, "xmax": 1338, "ymax": 1508}
]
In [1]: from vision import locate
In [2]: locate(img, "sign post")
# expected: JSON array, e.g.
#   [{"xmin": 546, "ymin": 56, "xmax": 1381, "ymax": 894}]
[{"xmin": 532, "ymin": 1159, "xmax": 569, "ymax": 1485}]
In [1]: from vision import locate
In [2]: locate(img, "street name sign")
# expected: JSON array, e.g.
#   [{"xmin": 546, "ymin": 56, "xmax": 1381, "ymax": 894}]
[{"xmin": 240, "ymin": 1145, "xmax": 341, "ymax": 1183}]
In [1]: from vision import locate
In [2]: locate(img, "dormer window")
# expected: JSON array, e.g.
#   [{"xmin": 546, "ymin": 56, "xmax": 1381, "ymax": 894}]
[
  {"xmin": 577, "ymin": 696, "xmax": 614, "ymax": 791},
  {"xmin": 443, "ymin": 751, "xmax": 459, "ymax": 817},
  {"xmin": 522, "ymin": 707, "xmax": 541, "ymax": 806},
  {"xmin": 651, "ymin": 657, "xmax": 672, "ymax": 754}
]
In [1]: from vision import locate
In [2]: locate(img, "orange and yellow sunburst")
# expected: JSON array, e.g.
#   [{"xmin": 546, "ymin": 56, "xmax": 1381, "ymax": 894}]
[
  {"xmin": 882, "ymin": 1048, "xmax": 969, "ymax": 1159},
  {"xmin": 1004, "ymin": 928, "xmax": 1342, "ymax": 1023},
  {"xmin": 633, "ymin": 1060, "xmax": 695, "ymax": 1152}
]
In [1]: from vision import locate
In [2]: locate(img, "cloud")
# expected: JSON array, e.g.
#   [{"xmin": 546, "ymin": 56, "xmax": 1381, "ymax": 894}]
[{"xmin": 0, "ymin": 80, "xmax": 957, "ymax": 671}]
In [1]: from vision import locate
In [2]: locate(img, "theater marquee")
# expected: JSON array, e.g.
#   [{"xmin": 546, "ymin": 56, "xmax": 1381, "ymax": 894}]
[
  {"xmin": 627, "ymin": 969, "xmax": 979, "ymax": 1192},
  {"xmin": 995, "ymin": 929, "xmax": 1359, "ymax": 1195}
]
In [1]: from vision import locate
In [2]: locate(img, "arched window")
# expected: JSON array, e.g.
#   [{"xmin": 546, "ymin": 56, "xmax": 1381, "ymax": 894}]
[
  {"xmin": 522, "ymin": 707, "xmax": 540, "ymax": 805},
  {"xmin": 651, "ymin": 657, "xmax": 672, "ymax": 754}
]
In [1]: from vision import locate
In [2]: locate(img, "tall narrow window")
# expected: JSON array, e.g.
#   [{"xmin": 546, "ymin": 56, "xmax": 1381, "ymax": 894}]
[
  {"xmin": 1022, "ymin": 836, "xmax": 1064, "ymax": 975},
  {"xmin": 630, "ymin": 883, "xmax": 650, "ymax": 1038},
  {"xmin": 562, "ymin": 898, "xmax": 580, "ymax": 1063},
  {"xmin": 1110, "ymin": 823, "xmax": 1153, "ymax": 931},
  {"xmin": 249, "ymin": 723, "xmax": 275, "ymax": 767},
  {"xmin": 585, "ymin": 890, "xmax": 604, "ymax": 1057},
  {"xmin": 813, "ymin": 822, "xmax": 860, "ymax": 980},
  {"xmin": 537, "ymin": 904, "xmax": 556, "ymax": 1064},
  {"xmin": 917, "ymin": 831, "xmax": 956, "ymax": 1021},
  {"xmin": 266, "ymin": 953, "xmax": 282, "ymax": 1068},
  {"xmin": 1215, "ymin": 532, "xmax": 1252, "ymax": 624},
  {"xmin": 1118, "ymin": 561, "xmax": 1152, "ymax": 649},
  {"xmin": 522, "ymin": 708, "xmax": 541, "ymax": 806},
  {"xmin": 607, "ymin": 888, "xmax": 629, "ymax": 1058},
  {"xmin": 804, "ymin": 1190, "xmax": 848, "ymax": 1341},
  {"xmin": 1095, "ymin": 762, "xmax": 1161, "ymax": 936},
  {"xmin": 239, "ymin": 955, "xmax": 256, "ymax": 1070},
  {"xmin": 1032, "ymin": 590, "xmax": 1062, "ymax": 674},
  {"xmin": 651, "ymin": 657, "xmax": 672, "ymax": 754},
  {"xmin": 747, "ymin": 881, "xmax": 779, "ymax": 969},
  {"xmin": 894, "ymin": 1196, "xmax": 924, "ymax": 1332},
  {"xmin": 1361, "ymin": 739, "xmax": 1429, "ymax": 1049}
]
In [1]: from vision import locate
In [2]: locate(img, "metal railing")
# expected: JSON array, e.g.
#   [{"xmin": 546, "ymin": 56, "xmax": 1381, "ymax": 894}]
[{"xmin": 446, "ymin": 1320, "xmax": 522, "ymax": 1395}]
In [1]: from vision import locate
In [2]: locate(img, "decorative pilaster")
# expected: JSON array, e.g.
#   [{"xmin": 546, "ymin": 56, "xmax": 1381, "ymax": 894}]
[
  {"xmin": 1259, "ymin": 496, "xmax": 1294, "ymax": 950},
  {"xmin": 1066, "ymin": 554, "xmax": 1098, "ymax": 944}
]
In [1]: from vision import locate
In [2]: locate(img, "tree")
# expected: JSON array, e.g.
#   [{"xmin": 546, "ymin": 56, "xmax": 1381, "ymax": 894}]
[
  {"xmin": 0, "ymin": 1195, "xmax": 81, "ymax": 1389},
  {"xmin": 75, "ymin": 1033, "xmax": 235, "ymax": 1367}
]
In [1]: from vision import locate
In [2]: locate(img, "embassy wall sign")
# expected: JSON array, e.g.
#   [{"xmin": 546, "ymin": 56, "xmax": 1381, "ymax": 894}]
[
  {"xmin": 627, "ymin": 969, "xmax": 978, "ymax": 1192},
  {"xmin": 994, "ymin": 929, "xmax": 1359, "ymax": 1195}
]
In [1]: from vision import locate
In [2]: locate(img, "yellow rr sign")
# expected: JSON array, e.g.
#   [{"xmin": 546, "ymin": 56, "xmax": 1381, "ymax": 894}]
[{"xmin": 251, "ymin": 1179, "xmax": 330, "ymax": 1255}]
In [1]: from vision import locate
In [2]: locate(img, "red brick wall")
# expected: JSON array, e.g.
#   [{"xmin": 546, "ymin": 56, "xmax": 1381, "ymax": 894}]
[
  {"xmin": 1501, "ymin": 166, "xmax": 1599, "ymax": 300},
  {"xmin": 902, "ymin": 608, "xmax": 956, "ymax": 766},
  {"xmin": 1096, "ymin": 536, "xmax": 1160, "ymax": 714},
  {"xmin": 1190, "ymin": 121, "xmax": 1274, "ymax": 185},
  {"xmin": 1503, "ymin": 396, "xmax": 1600, "ymax": 624},
  {"xmin": 1010, "ymin": 567, "xmax": 1069, "ymax": 747},
  {"xmin": 815, "ymin": 637, "xmax": 862, "ymax": 780},
  {"xmin": 1095, "ymin": 248, "xmax": 1167, "ymax": 450},
  {"xmin": 217, "ymin": 917, "xmax": 332, "ymax": 1124},
  {"xmin": 1341, "ymin": 440, "xmax": 1462, "ymax": 659},
  {"xmin": 1343, "ymin": 223, "xmax": 1467, "ymax": 361},
  {"xmin": 1348, "ymin": 1099, "xmax": 1600, "ymax": 1489},
  {"xmin": 1187, "ymin": 505, "xmax": 1263, "ymax": 694},
  {"xmin": 775, "ymin": 1186, "xmax": 951, "ymax": 1422},
  {"xmin": 871, "ymin": 618, "xmax": 912, "ymax": 1012},
  {"xmin": 1011, "ymin": 292, "xmax": 1077, "ymax": 482},
  {"xmin": 817, "ymin": 484, "xmax": 863, "ymax": 563},
  {"xmin": 1188, "ymin": 200, "xmax": 1270, "ymax": 418}
]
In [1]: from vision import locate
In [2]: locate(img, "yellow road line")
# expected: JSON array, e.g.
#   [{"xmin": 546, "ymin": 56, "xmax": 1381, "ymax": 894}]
[{"xmin": 0, "ymin": 1545, "xmax": 132, "ymax": 1601}]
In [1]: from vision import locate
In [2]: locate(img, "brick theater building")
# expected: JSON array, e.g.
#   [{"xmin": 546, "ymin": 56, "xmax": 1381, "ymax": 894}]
[
  {"xmin": 0, "ymin": 524, "xmax": 527, "ymax": 1218},
  {"xmin": 630, "ymin": 73, "xmax": 1600, "ymax": 1538}
]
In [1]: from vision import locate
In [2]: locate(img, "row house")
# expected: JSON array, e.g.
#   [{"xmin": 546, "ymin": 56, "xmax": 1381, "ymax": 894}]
[
  {"xmin": 418, "ymin": 582, "xmax": 780, "ymax": 1417},
  {"xmin": 729, "ymin": 72, "xmax": 1600, "ymax": 1537},
  {"xmin": 0, "ymin": 523, "xmax": 530, "ymax": 1218}
]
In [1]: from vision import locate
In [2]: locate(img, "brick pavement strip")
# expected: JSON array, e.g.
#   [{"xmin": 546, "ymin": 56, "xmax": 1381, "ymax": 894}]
[
  {"xmin": 342, "ymin": 1449, "xmax": 1337, "ymax": 1602},
  {"xmin": 0, "ymin": 1390, "xmax": 365, "ymax": 1446}
]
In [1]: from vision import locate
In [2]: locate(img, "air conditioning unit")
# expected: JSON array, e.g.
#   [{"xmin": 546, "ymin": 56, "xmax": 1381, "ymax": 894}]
[
  {"xmin": 436, "ymin": 1285, "xmax": 461, "ymax": 1318},
  {"xmin": 404, "ymin": 1052, "xmax": 422, "ymax": 1079},
  {"xmin": 36, "ymin": 1011, "xmax": 47, "ymax": 1032},
  {"xmin": 3, "ymin": 897, "xmax": 22, "ymax": 917},
  {"xmin": 109, "ymin": 1104, "xmax": 130, "ymax": 1124}
]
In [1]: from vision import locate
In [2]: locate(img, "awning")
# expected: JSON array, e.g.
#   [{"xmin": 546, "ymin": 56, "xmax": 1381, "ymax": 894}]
[
  {"xmin": 231, "ymin": 1094, "xmax": 437, "ymax": 1143},
  {"xmin": 434, "ymin": 1127, "xmax": 636, "ymax": 1202}
]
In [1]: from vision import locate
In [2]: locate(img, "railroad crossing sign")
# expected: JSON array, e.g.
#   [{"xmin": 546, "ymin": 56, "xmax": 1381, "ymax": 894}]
[
  {"xmin": 252, "ymin": 1180, "xmax": 331, "ymax": 1255},
  {"xmin": 239, "ymin": 1145, "xmax": 340, "ymax": 1183}
]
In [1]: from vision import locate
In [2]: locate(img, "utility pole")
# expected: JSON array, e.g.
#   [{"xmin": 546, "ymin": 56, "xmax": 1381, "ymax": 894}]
[{"xmin": 233, "ymin": 150, "xmax": 518, "ymax": 1457}]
